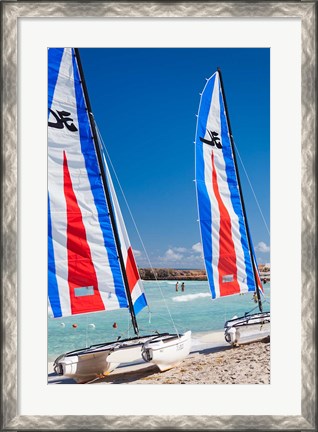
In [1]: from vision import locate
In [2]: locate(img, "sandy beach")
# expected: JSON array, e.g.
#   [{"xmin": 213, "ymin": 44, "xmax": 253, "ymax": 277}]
[{"xmin": 48, "ymin": 331, "xmax": 270, "ymax": 385}]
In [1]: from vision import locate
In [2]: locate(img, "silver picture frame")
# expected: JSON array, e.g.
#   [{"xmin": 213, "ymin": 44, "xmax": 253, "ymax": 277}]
[{"xmin": 1, "ymin": 1, "xmax": 316, "ymax": 430}]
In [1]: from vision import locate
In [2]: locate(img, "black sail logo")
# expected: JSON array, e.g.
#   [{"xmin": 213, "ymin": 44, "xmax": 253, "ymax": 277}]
[
  {"xmin": 48, "ymin": 109, "xmax": 78, "ymax": 132},
  {"xmin": 200, "ymin": 130, "xmax": 222, "ymax": 149}
]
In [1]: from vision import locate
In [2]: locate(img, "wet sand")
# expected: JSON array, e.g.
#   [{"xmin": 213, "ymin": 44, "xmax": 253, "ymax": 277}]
[{"xmin": 48, "ymin": 331, "xmax": 270, "ymax": 385}]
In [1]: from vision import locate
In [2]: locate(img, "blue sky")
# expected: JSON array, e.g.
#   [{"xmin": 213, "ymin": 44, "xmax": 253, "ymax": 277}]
[{"xmin": 79, "ymin": 48, "xmax": 270, "ymax": 269}]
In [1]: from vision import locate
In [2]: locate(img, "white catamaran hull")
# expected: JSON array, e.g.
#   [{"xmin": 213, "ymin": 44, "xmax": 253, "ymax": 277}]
[
  {"xmin": 54, "ymin": 349, "xmax": 119, "ymax": 383},
  {"xmin": 142, "ymin": 330, "xmax": 192, "ymax": 371},
  {"xmin": 224, "ymin": 312, "xmax": 270, "ymax": 346},
  {"xmin": 54, "ymin": 331, "xmax": 192, "ymax": 383}
]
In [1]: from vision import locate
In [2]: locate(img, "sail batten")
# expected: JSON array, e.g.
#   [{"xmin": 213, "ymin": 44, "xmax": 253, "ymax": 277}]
[
  {"xmin": 48, "ymin": 48, "xmax": 146, "ymax": 319},
  {"xmin": 195, "ymin": 71, "xmax": 261, "ymax": 300}
]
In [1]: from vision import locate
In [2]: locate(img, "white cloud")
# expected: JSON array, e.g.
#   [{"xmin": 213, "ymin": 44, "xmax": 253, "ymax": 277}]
[
  {"xmin": 155, "ymin": 245, "xmax": 205, "ymax": 267},
  {"xmin": 255, "ymin": 241, "xmax": 270, "ymax": 253},
  {"xmin": 132, "ymin": 249, "xmax": 142, "ymax": 257},
  {"xmin": 164, "ymin": 248, "xmax": 183, "ymax": 261},
  {"xmin": 192, "ymin": 242, "xmax": 203, "ymax": 254},
  {"xmin": 173, "ymin": 247, "xmax": 187, "ymax": 253}
]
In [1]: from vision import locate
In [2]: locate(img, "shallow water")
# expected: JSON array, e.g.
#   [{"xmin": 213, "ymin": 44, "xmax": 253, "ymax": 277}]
[{"xmin": 48, "ymin": 280, "xmax": 270, "ymax": 361}]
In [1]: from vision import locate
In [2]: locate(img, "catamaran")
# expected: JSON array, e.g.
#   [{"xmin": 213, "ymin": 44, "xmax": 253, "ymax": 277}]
[
  {"xmin": 48, "ymin": 48, "xmax": 191, "ymax": 383},
  {"xmin": 194, "ymin": 69, "xmax": 270, "ymax": 345}
]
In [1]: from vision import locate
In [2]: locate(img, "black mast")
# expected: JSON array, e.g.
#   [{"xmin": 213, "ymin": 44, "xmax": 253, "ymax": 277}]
[
  {"xmin": 217, "ymin": 68, "xmax": 263, "ymax": 313},
  {"xmin": 74, "ymin": 48, "xmax": 140, "ymax": 335}
]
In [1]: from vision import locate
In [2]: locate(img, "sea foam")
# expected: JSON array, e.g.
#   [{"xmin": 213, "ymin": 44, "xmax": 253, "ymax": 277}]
[{"xmin": 172, "ymin": 292, "xmax": 211, "ymax": 302}]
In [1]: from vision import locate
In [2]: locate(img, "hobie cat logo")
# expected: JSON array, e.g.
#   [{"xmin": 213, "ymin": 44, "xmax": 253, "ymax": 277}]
[
  {"xmin": 200, "ymin": 130, "xmax": 222, "ymax": 149},
  {"xmin": 48, "ymin": 109, "xmax": 78, "ymax": 132}
]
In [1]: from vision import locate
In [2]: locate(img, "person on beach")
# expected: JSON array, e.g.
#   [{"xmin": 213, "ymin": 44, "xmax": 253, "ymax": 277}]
[
  {"xmin": 175, "ymin": 281, "xmax": 179, "ymax": 291},
  {"xmin": 181, "ymin": 282, "xmax": 185, "ymax": 292}
]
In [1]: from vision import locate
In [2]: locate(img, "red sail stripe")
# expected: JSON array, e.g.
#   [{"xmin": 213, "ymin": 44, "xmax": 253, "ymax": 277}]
[
  {"xmin": 126, "ymin": 247, "xmax": 139, "ymax": 293},
  {"xmin": 63, "ymin": 151, "xmax": 105, "ymax": 314},
  {"xmin": 253, "ymin": 258, "xmax": 264, "ymax": 294},
  {"xmin": 211, "ymin": 151, "xmax": 240, "ymax": 296}
]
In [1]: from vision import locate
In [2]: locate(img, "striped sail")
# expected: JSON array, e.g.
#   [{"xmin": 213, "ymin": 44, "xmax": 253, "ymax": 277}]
[
  {"xmin": 195, "ymin": 71, "xmax": 263, "ymax": 299},
  {"xmin": 48, "ymin": 48, "xmax": 147, "ymax": 318},
  {"xmin": 101, "ymin": 148, "xmax": 147, "ymax": 314}
]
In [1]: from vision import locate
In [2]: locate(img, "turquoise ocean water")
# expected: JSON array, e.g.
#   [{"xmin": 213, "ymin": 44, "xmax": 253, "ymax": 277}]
[{"xmin": 48, "ymin": 280, "xmax": 270, "ymax": 361}]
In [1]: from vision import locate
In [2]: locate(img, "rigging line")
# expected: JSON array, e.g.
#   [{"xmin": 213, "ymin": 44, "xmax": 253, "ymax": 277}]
[
  {"xmin": 245, "ymin": 302, "xmax": 262, "ymax": 316},
  {"xmin": 232, "ymin": 140, "xmax": 270, "ymax": 237},
  {"xmin": 85, "ymin": 314, "xmax": 88, "ymax": 348},
  {"xmin": 95, "ymin": 125, "xmax": 180, "ymax": 337}
]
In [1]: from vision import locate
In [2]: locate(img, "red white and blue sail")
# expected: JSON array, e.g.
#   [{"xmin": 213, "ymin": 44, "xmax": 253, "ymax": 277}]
[
  {"xmin": 48, "ymin": 48, "xmax": 147, "ymax": 318},
  {"xmin": 195, "ymin": 71, "xmax": 262, "ymax": 299},
  {"xmin": 101, "ymin": 147, "xmax": 148, "ymax": 315}
]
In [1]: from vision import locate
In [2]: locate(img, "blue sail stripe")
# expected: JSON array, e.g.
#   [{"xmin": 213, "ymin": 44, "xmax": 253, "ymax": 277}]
[
  {"xmin": 133, "ymin": 293, "xmax": 147, "ymax": 315},
  {"xmin": 219, "ymin": 90, "xmax": 255, "ymax": 291},
  {"xmin": 195, "ymin": 75, "xmax": 216, "ymax": 298},
  {"xmin": 71, "ymin": 51, "xmax": 128, "ymax": 308},
  {"xmin": 48, "ymin": 194, "xmax": 62, "ymax": 317},
  {"xmin": 48, "ymin": 48, "xmax": 64, "ymax": 117}
]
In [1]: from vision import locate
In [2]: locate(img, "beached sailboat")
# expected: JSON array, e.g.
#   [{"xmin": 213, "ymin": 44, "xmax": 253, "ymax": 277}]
[
  {"xmin": 48, "ymin": 48, "xmax": 191, "ymax": 383},
  {"xmin": 194, "ymin": 69, "xmax": 270, "ymax": 345}
]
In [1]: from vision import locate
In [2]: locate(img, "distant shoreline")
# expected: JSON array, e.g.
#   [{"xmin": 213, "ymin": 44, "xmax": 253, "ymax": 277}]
[
  {"xmin": 138, "ymin": 267, "xmax": 270, "ymax": 282},
  {"xmin": 139, "ymin": 268, "xmax": 207, "ymax": 281}
]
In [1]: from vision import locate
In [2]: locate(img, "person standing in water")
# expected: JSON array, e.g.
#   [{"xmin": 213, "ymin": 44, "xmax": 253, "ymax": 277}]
[
  {"xmin": 181, "ymin": 282, "xmax": 185, "ymax": 292},
  {"xmin": 175, "ymin": 281, "xmax": 179, "ymax": 291}
]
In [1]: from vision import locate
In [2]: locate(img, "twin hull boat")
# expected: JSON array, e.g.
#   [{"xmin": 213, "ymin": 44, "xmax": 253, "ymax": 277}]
[
  {"xmin": 224, "ymin": 312, "xmax": 270, "ymax": 345},
  {"xmin": 194, "ymin": 69, "xmax": 271, "ymax": 346},
  {"xmin": 54, "ymin": 331, "xmax": 192, "ymax": 383}
]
